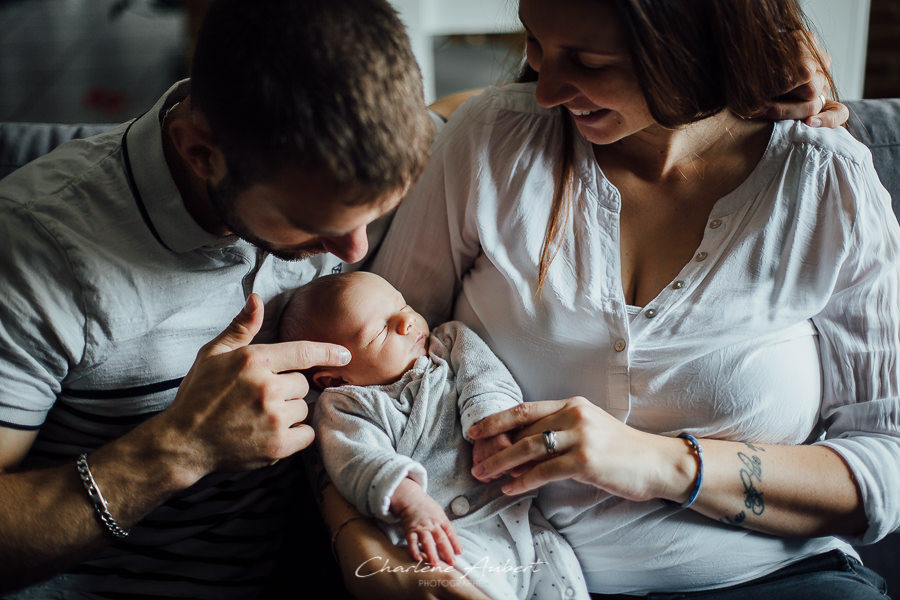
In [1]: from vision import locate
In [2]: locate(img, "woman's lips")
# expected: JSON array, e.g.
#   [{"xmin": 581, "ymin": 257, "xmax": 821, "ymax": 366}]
[{"xmin": 568, "ymin": 107, "xmax": 611, "ymax": 125}]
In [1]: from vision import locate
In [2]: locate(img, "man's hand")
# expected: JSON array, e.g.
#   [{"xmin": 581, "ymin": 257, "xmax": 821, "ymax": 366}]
[{"xmin": 160, "ymin": 294, "xmax": 351, "ymax": 482}]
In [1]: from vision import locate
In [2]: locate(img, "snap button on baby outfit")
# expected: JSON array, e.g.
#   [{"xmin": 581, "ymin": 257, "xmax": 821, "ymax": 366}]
[
  {"xmin": 709, "ymin": 219, "xmax": 723, "ymax": 229},
  {"xmin": 645, "ymin": 308, "xmax": 657, "ymax": 318},
  {"xmin": 614, "ymin": 339, "xmax": 627, "ymax": 352},
  {"xmin": 695, "ymin": 251, "xmax": 708, "ymax": 262},
  {"xmin": 450, "ymin": 496, "xmax": 470, "ymax": 516},
  {"xmin": 673, "ymin": 280, "xmax": 685, "ymax": 289}
]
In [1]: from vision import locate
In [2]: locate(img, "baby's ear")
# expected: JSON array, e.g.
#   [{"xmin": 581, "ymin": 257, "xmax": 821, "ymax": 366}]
[{"xmin": 313, "ymin": 370, "xmax": 348, "ymax": 389}]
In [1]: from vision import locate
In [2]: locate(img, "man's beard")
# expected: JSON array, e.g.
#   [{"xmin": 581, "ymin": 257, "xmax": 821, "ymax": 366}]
[{"xmin": 206, "ymin": 179, "xmax": 323, "ymax": 262}]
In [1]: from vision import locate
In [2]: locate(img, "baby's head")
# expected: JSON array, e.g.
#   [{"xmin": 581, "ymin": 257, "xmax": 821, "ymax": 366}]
[{"xmin": 280, "ymin": 271, "xmax": 430, "ymax": 388}]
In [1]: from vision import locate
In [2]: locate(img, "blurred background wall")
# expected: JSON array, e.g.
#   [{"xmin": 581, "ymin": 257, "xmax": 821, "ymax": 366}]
[{"xmin": 0, "ymin": 0, "xmax": 897, "ymax": 124}]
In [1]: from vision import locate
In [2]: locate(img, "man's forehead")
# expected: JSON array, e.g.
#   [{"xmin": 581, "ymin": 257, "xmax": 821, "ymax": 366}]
[{"xmin": 289, "ymin": 190, "xmax": 402, "ymax": 237}]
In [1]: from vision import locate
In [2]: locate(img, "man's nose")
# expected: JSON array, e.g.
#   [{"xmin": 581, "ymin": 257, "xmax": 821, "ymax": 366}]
[{"xmin": 322, "ymin": 225, "xmax": 369, "ymax": 264}]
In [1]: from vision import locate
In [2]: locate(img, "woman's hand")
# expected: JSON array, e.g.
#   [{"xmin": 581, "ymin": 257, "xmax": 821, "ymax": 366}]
[
  {"xmin": 467, "ymin": 397, "xmax": 693, "ymax": 504},
  {"xmin": 468, "ymin": 399, "xmax": 867, "ymax": 539},
  {"xmin": 756, "ymin": 32, "xmax": 849, "ymax": 128}
]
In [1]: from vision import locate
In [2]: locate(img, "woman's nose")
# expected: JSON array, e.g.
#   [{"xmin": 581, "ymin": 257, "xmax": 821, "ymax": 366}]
[{"xmin": 534, "ymin": 59, "xmax": 577, "ymax": 109}]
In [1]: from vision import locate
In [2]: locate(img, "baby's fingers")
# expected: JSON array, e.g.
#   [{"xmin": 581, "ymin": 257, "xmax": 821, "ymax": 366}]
[
  {"xmin": 438, "ymin": 522, "xmax": 463, "ymax": 565},
  {"xmin": 419, "ymin": 530, "xmax": 441, "ymax": 566},
  {"xmin": 406, "ymin": 531, "xmax": 425, "ymax": 563}
]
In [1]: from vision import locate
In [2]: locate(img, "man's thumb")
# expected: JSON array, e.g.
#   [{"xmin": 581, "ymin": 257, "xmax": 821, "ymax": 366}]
[{"xmin": 205, "ymin": 294, "xmax": 264, "ymax": 355}]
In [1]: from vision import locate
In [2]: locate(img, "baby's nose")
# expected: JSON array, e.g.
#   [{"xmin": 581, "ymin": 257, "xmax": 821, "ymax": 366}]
[{"xmin": 397, "ymin": 315, "xmax": 415, "ymax": 334}]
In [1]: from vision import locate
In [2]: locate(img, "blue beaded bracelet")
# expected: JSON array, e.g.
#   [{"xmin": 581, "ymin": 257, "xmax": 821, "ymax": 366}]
[{"xmin": 663, "ymin": 433, "xmax": 704, "ymax": 509}]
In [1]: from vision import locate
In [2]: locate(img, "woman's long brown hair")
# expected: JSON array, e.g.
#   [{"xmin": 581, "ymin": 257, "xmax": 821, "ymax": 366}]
[{"xmin": 522, "ymin": 0, "xmax": 836, "ymax": 295}]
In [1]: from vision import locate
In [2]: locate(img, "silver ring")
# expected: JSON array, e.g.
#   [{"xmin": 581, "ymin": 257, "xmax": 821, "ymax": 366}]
[
  {"xmin": 819, "ymin": 94, "xmax": 827, "ymax": 109},
  {"xmin": 542, "ymin": 430, "xmax": 559, "ymax": 456}
]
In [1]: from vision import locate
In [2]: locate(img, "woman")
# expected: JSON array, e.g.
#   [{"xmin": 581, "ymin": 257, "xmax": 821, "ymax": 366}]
[{"xmin": 331, "ymin": 0, "xmax": 897, "ymax": 598}]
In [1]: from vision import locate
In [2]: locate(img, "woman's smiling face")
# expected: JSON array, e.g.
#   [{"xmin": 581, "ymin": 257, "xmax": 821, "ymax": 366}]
[{"xmin": 519, "ymin": 0, "xmax": 655, "ymax": 146}]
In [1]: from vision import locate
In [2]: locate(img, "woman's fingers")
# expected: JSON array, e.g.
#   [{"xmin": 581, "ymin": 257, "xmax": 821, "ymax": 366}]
[
  {"xmin": 805, "ymin": 99, "xmax": 850, "ymax": 128},
  {"xmin": 472, "ymin": 427, "xmax": 567, "ymax": 482},
  {"xmin": 501, "ymin": 454, "xmax": 577, "ymax": 496},
  {"xmin": 471, "ymin": 433, "xmax": 512, "ymax": 466},
  {"xmin": 467, "ymin": 399, "xmax": 569, "ymax": 440}
]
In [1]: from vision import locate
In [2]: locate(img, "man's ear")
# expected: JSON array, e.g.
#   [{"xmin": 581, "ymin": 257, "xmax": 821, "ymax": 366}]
[
  {"xmin": 313, "ymin": 370, "xmax": 348, "ymax": 389},
  {"xmin": 167, "ymin": 117, "xmax": 228, "ymax": 181}
]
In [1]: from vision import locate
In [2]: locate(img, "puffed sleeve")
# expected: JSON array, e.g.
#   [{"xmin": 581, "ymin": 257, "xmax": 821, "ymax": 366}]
[
  {"xmin": 312, "ymin": 388, "xmax": 428, "ymax": 521},
  {"xmin": 369, "ymin": 93, "xmax": 491, "ymax": 327},
  {"xmin": 811, "ymin": 148, "xmax": 900, "ymax": 544},
  {"xmin": 0, "ymin": 200, "xmax": 87, "ymax": 429}
]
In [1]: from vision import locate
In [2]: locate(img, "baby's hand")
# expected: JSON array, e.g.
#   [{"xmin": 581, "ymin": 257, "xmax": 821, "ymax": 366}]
[{"xmin": 390, "ymin": 479, "xmax": 463, "ymax": 566}]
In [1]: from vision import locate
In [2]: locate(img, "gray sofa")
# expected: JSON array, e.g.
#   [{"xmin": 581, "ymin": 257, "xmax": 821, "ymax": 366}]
[{"xmin": 1, "ymin": 99, "xmax": 899, "ymax": 593}]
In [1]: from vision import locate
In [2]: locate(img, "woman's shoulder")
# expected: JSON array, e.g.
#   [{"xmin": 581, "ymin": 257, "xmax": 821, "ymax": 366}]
[
  {"xmin": 439, "ymin": 82, "xmax": 557, "ymax": 138},
  {"xmin": 448, "ymin": 81, "xmax": 544, "ymax": 117},
  {"xmin": 775, "ymin": 119, "xmax": 876, "ymax": 169},
  {"xmin": 766, "ymin": 120, "xmax": 894, "ymax": 233},
  {"xmin": 433, "ymin": 81, "xmax": 565, "ymax": 165}
]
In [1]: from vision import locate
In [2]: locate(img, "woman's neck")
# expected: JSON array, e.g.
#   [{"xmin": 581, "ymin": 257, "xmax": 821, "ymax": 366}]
[{"xmin": 594, "ymin": 111, "xmax": 772, "ymax": 186}]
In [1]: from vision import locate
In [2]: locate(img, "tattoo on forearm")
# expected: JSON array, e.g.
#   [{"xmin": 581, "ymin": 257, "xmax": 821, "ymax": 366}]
[{"xmin": 719, "ymin": 443, "xmax": 766, "ymax": 526}]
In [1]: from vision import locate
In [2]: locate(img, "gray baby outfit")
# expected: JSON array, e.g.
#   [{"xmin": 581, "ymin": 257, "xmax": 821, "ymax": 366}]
[{"xmin": 314, "ymin": 321, "xmax": 589, "ymax": 599}]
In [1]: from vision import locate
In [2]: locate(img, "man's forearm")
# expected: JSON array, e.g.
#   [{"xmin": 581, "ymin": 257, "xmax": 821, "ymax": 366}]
[{"xmin": 0, "ymin": 416, "xmax": 203, "ymax": 593}]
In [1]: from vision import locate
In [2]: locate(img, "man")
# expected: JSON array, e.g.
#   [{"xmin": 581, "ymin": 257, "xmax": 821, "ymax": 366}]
[{"xmin": 0, "ymin": 0, "xmax": 433, "ymax": 597}]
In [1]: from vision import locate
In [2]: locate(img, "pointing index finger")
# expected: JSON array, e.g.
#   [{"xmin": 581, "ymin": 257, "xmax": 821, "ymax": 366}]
[
  {"xmin": 467, "ymin": 400, "xmax": 567, "ymax": 439},
  {"xmin": 266, "ymin": 340, "xmax": 352, "ymax": 373}
]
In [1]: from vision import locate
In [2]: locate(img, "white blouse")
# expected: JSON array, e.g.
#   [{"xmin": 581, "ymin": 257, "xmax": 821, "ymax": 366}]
[{"xmin": 371, "ymin": 83, "xmax": 900, "ymax": 593}]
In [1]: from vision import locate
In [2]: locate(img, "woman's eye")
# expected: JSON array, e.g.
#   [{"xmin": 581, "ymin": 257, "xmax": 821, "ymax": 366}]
[{"xmin": 576, "ymin": 54, "xmax": 607, "ymax": 70}]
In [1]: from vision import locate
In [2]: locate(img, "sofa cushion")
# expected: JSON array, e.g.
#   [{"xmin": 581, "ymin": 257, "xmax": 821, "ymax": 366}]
[
  {"xmin": 0, "ymin": 122, "xmax": 113, "ymax": 179},
  {"xmin": 846, "ymin": 99, "xmax": 900, "ymax": 214}
]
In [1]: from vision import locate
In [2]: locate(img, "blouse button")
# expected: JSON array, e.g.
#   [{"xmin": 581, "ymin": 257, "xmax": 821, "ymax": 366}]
[
  {"xmin": 673, "ymin": 280, "xmax": 685, "ymax": 289},
  {"xmin": 450, "ymin": 496, "xmax": 470, "ymax": 516},
  {"xmin": 695, "ymin": 251, "xmax": 708, "ymax": 262},
  {"xmin": 614, "ymin": 339, "xmax": 627, "ymax": 352},
  {"xmin": 645, "ymin": 308, "xmax": 658, "ymax": 318},
  {"xmin": 709, "ymin": 219, "xmax": 723, "ymax": 229}
]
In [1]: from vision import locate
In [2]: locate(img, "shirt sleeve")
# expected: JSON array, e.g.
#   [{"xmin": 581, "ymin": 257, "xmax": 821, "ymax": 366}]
[
  {"xmin": 431, "ymin": 321, "xmax": 523, "ymax": 442},
  {"xmin": 0, "ymin": 200, "xmax": 87, "ymax": 429},
  {"xmin": 810, "ymin": 148, "xmax": 900, "ymax": 544},
  {"xmin": 312, "ymin": 389, "xmax": 428, "ymax": 521}
]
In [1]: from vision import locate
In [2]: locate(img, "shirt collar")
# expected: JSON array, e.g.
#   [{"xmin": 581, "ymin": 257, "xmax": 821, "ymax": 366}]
[{"xmin": 124, "ymin": 79, "xmax": 222, "ymax": 253}]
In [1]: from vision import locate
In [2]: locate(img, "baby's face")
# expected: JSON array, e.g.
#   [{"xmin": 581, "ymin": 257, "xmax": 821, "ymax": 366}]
[{"xmin": 330, "ymin": 273, "xmax": 430, "ymax": 386}]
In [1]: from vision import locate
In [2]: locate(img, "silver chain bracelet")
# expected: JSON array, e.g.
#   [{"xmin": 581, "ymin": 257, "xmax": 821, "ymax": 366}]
[{"xmin": 75, "ymin": 453, "xmax": 130, "ymax": 540}]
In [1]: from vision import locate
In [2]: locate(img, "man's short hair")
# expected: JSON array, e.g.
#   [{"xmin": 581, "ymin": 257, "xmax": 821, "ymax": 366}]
[{"xmin": 191, "ymin": 0, "xmax": 434, "ymax": 201}]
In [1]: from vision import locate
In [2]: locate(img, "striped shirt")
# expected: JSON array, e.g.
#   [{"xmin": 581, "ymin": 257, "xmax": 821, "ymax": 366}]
[{"xmin": 0, "ymin": 81, "xmax": 349, "ymax": 598}]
